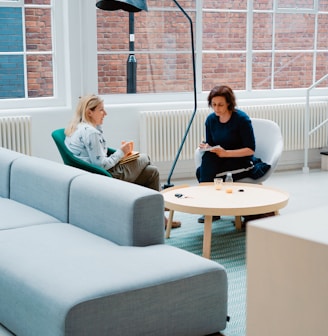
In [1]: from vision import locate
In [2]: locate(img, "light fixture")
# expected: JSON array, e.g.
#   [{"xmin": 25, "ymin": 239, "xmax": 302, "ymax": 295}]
[
  {"xmin": 96, "ymin": 0, "xmax": 148, "ymax": 12},
  {"xmin": 96, "ymin": 0, "xmax": 197, "ymax": 187},
  {"xmin": 96, "ymin": 0, "xmax": 148, "ymax": 93}
]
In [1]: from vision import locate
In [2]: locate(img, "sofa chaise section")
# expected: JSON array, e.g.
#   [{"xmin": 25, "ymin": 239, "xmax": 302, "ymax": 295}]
[{"xmin": 0, "ymin": 222, "xmax": 227, "ymax": 336}]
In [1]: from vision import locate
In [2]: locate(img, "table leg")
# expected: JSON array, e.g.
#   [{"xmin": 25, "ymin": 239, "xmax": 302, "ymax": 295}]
[
  {"xmin": 203, "ymin": 215, "xmax": 213, "ymax": 259},
  {"xmin": 165, "ymin": 210, "xmax": 175, "ymax": 239},
  {"xmin": 235, "ymin": 216, "xmax": 242, "ymax": 230}
]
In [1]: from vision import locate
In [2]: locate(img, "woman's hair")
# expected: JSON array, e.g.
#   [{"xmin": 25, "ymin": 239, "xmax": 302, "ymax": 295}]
[
  {"xmin": 65, "ymin": 94, "xmax": 103, "ymax": 136},
  {"xmin": 207, "ymin": 85, "xmax": 236, "ymax": 112}
]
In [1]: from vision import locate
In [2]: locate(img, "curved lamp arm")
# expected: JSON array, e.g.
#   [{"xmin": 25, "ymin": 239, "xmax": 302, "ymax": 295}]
[{"xmin": 163, "ymin": 0, "xmax": 197, "ymax": 189}]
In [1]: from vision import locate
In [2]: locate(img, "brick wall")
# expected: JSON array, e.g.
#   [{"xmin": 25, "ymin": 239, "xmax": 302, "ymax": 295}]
[{"xmin": 97, "ymin": 1, "xmax": 328, "ymax": 94}]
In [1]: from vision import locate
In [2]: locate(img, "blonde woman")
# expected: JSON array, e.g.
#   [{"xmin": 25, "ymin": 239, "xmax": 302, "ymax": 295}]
[{"xmin": 65, "ymin": 94, "xmax": 181, "ymax": 228}]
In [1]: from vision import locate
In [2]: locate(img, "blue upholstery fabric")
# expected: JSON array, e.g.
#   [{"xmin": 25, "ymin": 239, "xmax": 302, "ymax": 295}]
[
  {"xmin": 0, "ymin": 148, "xmax": 24, "ymax": 198},
  {"xmin": 69, "ymin": 174, "xmax": 165, "ymax": 246},
  {"xmin": 9, "ymin": 156, "xmax": 85, "ymax": 223},
  {"xmin": 0, "ymin": 224, "xmax": 227, "ymax": 336},
  {"xmin": 0, "ymin": 198, "xmax": 60, "ymax": 230}
]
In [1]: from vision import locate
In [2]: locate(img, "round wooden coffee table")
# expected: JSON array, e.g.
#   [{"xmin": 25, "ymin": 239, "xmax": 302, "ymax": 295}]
[{"xmin": 161, "ymin": 182, "xmax": 289, "ymax": 259}]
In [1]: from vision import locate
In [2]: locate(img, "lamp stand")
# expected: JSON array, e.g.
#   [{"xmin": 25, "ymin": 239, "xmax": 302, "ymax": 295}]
[{"xmin": 162, "ymin": 0, "xmax": 197, "ymax": 189}]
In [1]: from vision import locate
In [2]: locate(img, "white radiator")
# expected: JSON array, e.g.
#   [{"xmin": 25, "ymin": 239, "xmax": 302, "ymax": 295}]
[
  {"xmin": 0, "ymin": 116, "xmax": 31, "ymax": 155},
  {"xmin": 140, "ymin": 102, "xmax": 328, "ymax": 162}
]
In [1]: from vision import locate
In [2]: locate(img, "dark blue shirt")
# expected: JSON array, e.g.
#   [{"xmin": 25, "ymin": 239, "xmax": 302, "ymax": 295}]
[{"xmin": 205, "ymin": 109, "xmax": 255, "ymax": 152}]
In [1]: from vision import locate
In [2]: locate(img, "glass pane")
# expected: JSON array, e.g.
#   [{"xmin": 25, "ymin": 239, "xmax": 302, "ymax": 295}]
[
  {"xmin": 97, "ymin": 10, "xmax": 194, "ymax": 53},
  {"xmin": 97, "ymin": 11, "xmax": 129, "ymax": 52},
  {"xmin": 138, "ymin": 11, "xmax": 194, "ymax": 51},
  {"xmin": 278, "ymin": 0, "xmax": 314, "ymax": 9},
  {"xmin": 253, "ymin": 13, "xmax": 273, "ymax": 50},
  {"xmin": 275, "ymin": 13, "xmax": 315, "ymax": 50},
  {"xmin": 274, "ymin": 53, "xmax": 313, "ymax": 89},
  {"xmin": 25, "ymin": 0, "xmax": 51, "ymax": 4},
  {"xmin": 316, "ymin": 53, "xmax": 328, "ymax": 87},
  {"xmin": 27, "ymin": 54, "xmax": 53, "ymax": 97},
  {"xmin": 0, "ymin": 7, "xmax": 23, "ymax": 52},
  {"xmin": 98, "ymin": 53, "xmax": 194, "ymax": 94},
  {"xmin": 252, "ymin": 53, "xmax": 272, "ymax": 90},
  {"xmin": 319, "ymin": 0, "xmax": 328, "ymax": 11},
  {"xmin": 97, "ymin": 7, "xmax": 195, "ymax": 94},
  {"xmin": 203, "ymin": 12, "xmax": 246, "ymax": 51},
  {"xmin": 148, "ymin": 0, "xmax": 195, "ymax": 9},
  {"xmin": 202, "ymin": 53, "xmax": 246, "ymax": 91},
  {"xmin": 203, "ymin": 0, "xmax": 247, "ymax": 10},
  {"xmin": 0, "ymin": 55, "xmax": 24, "ymax": 98},
  {"xmin": 25, "ymin": 7, "xmax": 52, "ymax": 52},
  {"xmin": 317, "ymin": 14, "xmax": 328, "ymax": 50},
  {"xmin": 253, "ymin": 0, "xmax": 273, "ymax": 10}
]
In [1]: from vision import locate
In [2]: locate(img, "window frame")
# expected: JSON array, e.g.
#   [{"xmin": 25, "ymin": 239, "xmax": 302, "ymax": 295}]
[{"xmin": 0, "ymin": 0, "xmax": 72, "ymax": 110}]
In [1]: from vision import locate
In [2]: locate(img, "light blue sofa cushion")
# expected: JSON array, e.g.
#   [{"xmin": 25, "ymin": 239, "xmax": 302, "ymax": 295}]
[
  {"xmin": 9, "ymin": 155, "xmax": 86, "ymax": 223},
  {"xmin": 0, "ymin": 148, "xmax": 24, "ymax": 198},
  {"xmin": 69, "ymin": 174, "xmax": 165, "ymax": 246},
  {"xmin": 0, "ymin": 223, "xmax": 227, "ymax": 336},
  {"xmin": 0, "ymin": 198, "xmax": 60, "ymax": 230}
]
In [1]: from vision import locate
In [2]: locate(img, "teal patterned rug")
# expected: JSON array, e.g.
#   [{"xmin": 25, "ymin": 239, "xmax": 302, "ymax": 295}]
[{"xmin": 165, "ymin": 212, "xmax": 246, "ymax": 336}]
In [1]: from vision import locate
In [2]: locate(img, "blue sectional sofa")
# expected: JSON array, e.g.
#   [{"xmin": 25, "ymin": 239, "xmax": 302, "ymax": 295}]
[{"xmin": 0, "ymin": 147, "xmax": 228, "ymax": 336}]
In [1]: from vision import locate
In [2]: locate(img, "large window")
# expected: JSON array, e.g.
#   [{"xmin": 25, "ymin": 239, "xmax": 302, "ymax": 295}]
[
  {"xmin": 97, "ymin": 0, "xmax": 328, "ymax": 94},
  {"xmin": 0, "ymin": 0, "xmax": 53, "ymax": 99},
  {"xmin": 0, "ymin": 0, "xmax": 327, "ymax": 102}
]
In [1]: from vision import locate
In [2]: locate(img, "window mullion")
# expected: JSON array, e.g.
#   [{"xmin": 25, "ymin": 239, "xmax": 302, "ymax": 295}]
[{"xmin": 246, "ymin": 0, "xmax": 253, "ymax": 91}]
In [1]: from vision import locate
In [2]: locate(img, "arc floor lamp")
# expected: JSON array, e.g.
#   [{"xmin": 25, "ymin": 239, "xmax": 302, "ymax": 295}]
[{"xmin": 96, "ymin": 0, "xmax": 197, "ymax": 188}]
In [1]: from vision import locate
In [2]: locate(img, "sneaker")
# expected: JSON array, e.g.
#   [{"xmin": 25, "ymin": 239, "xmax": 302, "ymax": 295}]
[{"xmin": 198, "ymin": 215, "xmax": 221, "ymax": 223}]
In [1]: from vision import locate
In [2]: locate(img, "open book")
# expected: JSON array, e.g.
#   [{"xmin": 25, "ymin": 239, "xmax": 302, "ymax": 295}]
[
  {"xmin": 199, "ymin": 145, "xmax": 221, "ymax": 152},
  {"xmin": 119, "ymin": 151, "xmax": 140, "ymax": 164}
]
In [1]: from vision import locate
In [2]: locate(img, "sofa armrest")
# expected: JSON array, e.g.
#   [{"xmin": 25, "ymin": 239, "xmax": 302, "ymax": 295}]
[{"xmin": 69, "ymin": 174, "xmax": 164, "ymax": 246}]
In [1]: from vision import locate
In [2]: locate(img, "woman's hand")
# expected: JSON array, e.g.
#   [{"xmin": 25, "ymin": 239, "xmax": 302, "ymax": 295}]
[
  {"xmin": 210, "ymin": 146, "xmax": 226, "ymax": 157},
  {"xmin": 120, "ymin": 141, "xmax": 133, "ymax": 156},
  {"xmin": 199, "ymin": 140, "xmax": 209, "ymax": 150}
]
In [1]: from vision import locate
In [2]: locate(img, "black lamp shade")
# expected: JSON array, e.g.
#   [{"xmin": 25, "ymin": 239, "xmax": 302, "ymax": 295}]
[{"xmin": 96, "ymin": 0, "xmax": 148, "ymax": 12}]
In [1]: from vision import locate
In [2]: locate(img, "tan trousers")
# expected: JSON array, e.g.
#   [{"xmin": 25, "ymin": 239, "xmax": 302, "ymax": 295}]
[{"xmin": 108, "ymin": 153, "xmax": 160, "ymax": 191}]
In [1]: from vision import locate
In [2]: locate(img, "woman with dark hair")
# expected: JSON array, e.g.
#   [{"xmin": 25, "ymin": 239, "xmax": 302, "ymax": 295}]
[
  {"xmin": 197, "ymin": 85, "xmax": 270, "ymax": 183},
  {"xmin": 196, "ymin": 86, "xmax": 270, "ymax": 224}
]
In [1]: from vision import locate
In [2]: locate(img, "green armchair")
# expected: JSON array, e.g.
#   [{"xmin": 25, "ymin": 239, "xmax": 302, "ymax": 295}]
[{"xmin": 51, "ymin": 128, "xmax": 114, "ymax": 177}]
